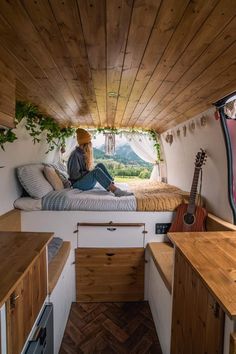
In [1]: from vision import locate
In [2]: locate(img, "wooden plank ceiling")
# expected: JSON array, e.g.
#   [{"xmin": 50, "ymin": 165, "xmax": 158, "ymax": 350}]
[{"xmin": 0, "ymin": 0, "xmax": 235, "ymax": 132}]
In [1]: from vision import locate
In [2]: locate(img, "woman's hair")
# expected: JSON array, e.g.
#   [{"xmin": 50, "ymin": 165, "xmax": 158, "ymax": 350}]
[{"xmin": 80, "ymin": 142, "xmax": 94, "ymax": 171}]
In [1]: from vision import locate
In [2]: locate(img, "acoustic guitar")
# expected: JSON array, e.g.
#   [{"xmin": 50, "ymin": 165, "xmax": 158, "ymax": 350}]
[{"xmin": 169, "ymin": 149, "xmax": 207, "ymax": 232}]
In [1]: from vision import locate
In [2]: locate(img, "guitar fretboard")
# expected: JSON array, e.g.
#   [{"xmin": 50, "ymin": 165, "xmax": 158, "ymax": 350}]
[{"xmin": 187, "ymin": 167, "xmax": 201, "ymax": 215}]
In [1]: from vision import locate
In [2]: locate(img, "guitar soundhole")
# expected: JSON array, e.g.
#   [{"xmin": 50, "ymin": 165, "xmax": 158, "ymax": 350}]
[{"xmin": 183, "ymin": 213, "xmax": 195, "ymax": 226}]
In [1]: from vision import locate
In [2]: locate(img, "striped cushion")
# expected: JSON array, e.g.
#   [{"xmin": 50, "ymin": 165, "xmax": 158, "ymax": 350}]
[{"xmin": 17, "ymin": 164, "xmax": 53, "ymax": 198}]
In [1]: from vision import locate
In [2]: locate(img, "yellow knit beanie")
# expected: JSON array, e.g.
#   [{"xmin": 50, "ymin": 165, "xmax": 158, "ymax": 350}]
[{"xmin": 76, "ymin": 128, "xmax": 92, "ymax": 145}]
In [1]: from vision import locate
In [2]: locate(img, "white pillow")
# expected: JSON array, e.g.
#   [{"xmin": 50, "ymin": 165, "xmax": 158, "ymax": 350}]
[
  {"xmin": 17, "ymin": 164, "xmax": 53, "ymax": 198},
  {"xmin": 14, "ymin": 197, "xmax": 42, "ymax": 211}
]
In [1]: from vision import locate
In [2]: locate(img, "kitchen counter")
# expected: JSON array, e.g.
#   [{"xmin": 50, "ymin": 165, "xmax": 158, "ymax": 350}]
[
  {"xmin": 168, "ymin": 231, "xmax": 236, "ymax": 319},
  {"xmin": 0, "ymin": 231, "xmax": 53, "ymax": 308}
]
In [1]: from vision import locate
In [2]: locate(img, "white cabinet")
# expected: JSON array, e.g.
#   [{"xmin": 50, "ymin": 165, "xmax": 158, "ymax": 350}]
[
  {"xmin": 49, "ymin": 251, "xmax": 75, "ymax": 354},
  {"xmin": 145, "ymin": 249, "xmax": 172, "ymax": 354}
]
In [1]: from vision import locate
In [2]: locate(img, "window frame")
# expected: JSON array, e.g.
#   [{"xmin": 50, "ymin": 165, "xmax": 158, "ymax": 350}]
[{"xmin": 215, "ymin": 92, "xmax": 236, "ymax": 224}]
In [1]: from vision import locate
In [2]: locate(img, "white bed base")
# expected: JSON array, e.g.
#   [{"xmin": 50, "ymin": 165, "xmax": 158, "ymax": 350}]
[
  {"xmin": 21, "ymin": 210, "xmax": 174, "ymax": 247},
  {"xmin": 21, "ymin": 210, "xmax": 174, "ymax": 353}
]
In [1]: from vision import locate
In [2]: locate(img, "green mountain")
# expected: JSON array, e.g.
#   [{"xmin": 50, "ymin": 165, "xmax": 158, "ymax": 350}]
[{"xmin": 93, "ymin": 144, "xmax": 151, "ymax": 167}]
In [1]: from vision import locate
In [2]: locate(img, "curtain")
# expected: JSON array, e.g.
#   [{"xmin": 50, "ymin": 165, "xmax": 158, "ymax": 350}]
[
  {"xmin": 124, "ymin": 132, "xmax": 160, "ymax": 181},
  {"xmin": 60, "ymin": 134, "xmax": 77, "ymax": 163}
]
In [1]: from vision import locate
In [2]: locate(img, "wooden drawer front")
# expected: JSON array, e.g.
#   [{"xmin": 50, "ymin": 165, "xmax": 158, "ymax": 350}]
[
  {"xmin": 171, "ymin": 250, "xmax": 225, "ymax": 354},
  {"xmin": 6, "ymin": 250, "xmax": 47, "ymax": 354},
  {"xmin": 76, "ymin": 248, "xmax": 144, "ymax": 302}
]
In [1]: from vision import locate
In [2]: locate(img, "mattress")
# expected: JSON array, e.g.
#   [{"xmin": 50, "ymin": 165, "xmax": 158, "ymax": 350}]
[
  {"xmin": 14, "ymin": 181, "xmax": 192, "ymax": 212},
  {"xmin": 42, "ymin": 187, "xmax": 136, "ymax": 211},
  {"xmin": 129, "ymin": 181, "xmax": 190, "ymax": 211}
]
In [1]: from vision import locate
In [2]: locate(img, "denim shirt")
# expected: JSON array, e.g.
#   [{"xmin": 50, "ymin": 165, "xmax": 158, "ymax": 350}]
[{"xmin": 67, "ymin": 147, "xmax": 88, "ymax": 184}]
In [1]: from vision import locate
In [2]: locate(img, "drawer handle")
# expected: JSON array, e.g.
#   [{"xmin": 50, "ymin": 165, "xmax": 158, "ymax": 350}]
[
  {"xmin": 10, "ymin": 293, "xmax": 20, "ymax": 309},
  {"xmin": 106, "ymin": 253, "xmax": 115, "ymax": 257},
  {"xmin": 107, "ymin": 227, "xmax": 117, "ymax": 231}
]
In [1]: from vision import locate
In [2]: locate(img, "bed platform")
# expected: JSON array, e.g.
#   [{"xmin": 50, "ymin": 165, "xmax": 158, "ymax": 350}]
[{"xmin": 15, "ymin": 181, "xmax": 190, "ymax": 212}]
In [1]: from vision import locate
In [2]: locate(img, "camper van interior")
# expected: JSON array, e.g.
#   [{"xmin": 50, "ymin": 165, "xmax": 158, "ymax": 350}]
[{"xmin": 0, "ymin": 0, "xmax": 236, "ymax": 353}]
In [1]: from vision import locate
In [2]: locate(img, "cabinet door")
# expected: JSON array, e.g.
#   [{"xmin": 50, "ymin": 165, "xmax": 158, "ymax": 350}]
[
  {"xmin": 75, "ymin": 248, "xmax": 144, "ymax": 302},
  {"xmin": 171, "ymin": 250, "xmax": 225, "ymax": 354},
  {"xmin": 6, "ymin": 250, "xmax": 47, "ymax": 354}
]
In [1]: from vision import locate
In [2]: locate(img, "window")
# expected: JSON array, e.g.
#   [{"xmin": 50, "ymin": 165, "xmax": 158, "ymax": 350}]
[{"xmin": 216, "ymin": 93, "xmax": 236, "ymax": 223}]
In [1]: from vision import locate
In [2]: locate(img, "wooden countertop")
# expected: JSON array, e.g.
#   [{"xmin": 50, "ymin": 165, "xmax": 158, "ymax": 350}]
[
  {"xmin": 168, "ymin": 231, "xmax": 236, "ymax": 319},
  {"xmin": 0, "ymin": 231, "xmax": 53, "ymax": 308}
]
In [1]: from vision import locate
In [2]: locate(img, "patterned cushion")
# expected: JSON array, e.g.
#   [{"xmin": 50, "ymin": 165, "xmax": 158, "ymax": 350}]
[
  {"xmin": 43, "ymin": 165, "xmax": 64, "ymax": 191},
  {"xmin": 17, "ymin": 164, "xmax": 53, "ymax": 198},
  {"xmin": 43, "ymin": 162, "xmax": 71, "ymax": 188}
]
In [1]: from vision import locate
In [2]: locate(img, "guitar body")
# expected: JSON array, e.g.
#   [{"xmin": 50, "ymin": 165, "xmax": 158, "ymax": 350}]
[{"xmin": 169, "ymin": 203, "xmax": 207, "ymax": 232}]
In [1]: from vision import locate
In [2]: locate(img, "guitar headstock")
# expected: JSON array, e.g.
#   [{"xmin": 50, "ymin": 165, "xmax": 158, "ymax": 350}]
[{"xmin": 195, "ymin": 149, "xmax": 207, "ymax": 168}]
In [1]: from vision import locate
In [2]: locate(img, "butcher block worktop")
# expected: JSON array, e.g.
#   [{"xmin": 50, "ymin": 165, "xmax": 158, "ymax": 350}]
[
  {"xmin": 168, "ymin": 231, "xmax": 236, "ymax": 319},
  {"xmin": 0, "ymin": 231, "xmax": 53, "ymax": 308}
]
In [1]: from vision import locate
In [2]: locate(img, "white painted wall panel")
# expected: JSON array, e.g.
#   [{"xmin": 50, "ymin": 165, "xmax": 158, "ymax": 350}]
[
  {"xmin": 0, "ymin": 120, "xmax": 59, "ymax": 215},
  {"xmin": 146, "ymin": 253, "xmax": 172, "ymax": 354},
  {"xmin": 161, "ymin": 108, "xmax": 233, "ymax": 222}
]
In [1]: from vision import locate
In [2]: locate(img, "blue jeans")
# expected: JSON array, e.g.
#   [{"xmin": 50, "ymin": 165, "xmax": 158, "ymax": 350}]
[{"xmin": 73, "ymin": 163, "xmax": 113, "ymax": 191}]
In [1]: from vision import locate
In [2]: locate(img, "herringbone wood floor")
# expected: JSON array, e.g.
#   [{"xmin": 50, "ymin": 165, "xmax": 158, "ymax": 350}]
[{"xmin": 59, "ymin": 302, "xmax": 162, "ymax": 354}]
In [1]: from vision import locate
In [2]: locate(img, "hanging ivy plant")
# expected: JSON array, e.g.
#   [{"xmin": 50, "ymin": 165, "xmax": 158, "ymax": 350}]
[
  {"xmin": 149, "ymin": 129, "xmax": 162, "ymax": 162},
  {"xmin": 0, "ymin": 128, "xmax": 17, "ymax": 151},
  {"xmin": 15, "ymin": 101, "xmax": 75, "ymax": 153}
]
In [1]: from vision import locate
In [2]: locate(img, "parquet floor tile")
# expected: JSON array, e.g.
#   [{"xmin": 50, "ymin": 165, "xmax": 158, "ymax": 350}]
[{"xmin": 59, "ymin": 302, "xmax": 162, "ymax": 354}]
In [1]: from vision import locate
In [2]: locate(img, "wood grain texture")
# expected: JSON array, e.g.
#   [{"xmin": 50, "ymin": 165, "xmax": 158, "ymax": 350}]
[
  {"xmin": 168, "ymin": 231, "xmax": 236, "ymax": 319},
  {"xmin": 0, "ymin": 57, "xmax": 15, "ymax": 127},
  {"xmin": 6, "ymin": 249, "xmax": 47, "ymax": 354},
  {"xmin": 0, "ymin": 1, "xmax": 235, "ymax": 129},
  {"xmin": 0, "ymin": 209, "xmax": 21, "ymax": 232},
  {"xmin": 169, "ymin": 204, "xmax": 207, "ymax": 232},
  {"xmin": 147, "ymin": 242, "xmax": 173, "ymax": 293},
  {"xmin": 75, "ymin": 248, "xmax": 144, "ymax": 302},
  {"xmin": 0, "ymin": 231, "xmax": 52, "ymax": 308},
  {"xmin": 59, "ymin": 302, "xmax": 162, "ymax": 354},
  {"xmin": 171, "ymin": 249, "xmax": 225, "ymax": 354},
  {"xmin": 207, "ymin": 213, "xmax": 236, "ymax": 231}
]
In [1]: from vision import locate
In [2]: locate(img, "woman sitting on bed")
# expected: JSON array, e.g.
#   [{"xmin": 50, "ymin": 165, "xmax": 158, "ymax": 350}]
[{"xmin": 67, "ymin": 128, "xmax": 133, "ymax": 197}]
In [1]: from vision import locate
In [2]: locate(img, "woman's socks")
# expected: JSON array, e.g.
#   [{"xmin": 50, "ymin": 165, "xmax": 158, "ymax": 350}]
[{"xmin": 113, "ymin": 188, "xmax": 134, "ymax": 197}]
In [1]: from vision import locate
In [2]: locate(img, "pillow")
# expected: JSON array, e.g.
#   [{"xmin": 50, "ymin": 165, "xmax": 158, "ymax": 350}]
[
  {"xmin": 43, "ymin": 165, "xmax": 64, "ymax": 191},
  {"xmin": 48, "ymin": 237, "xmax": 63, "ymax": 263},
  {"xmin": 43, "ymin": 162, "xmax": 71, "ymax": 188},
  {"xmin": 17, "ymin": 164, "xmax": 53, "ymax": 198},
  {"xmin": 14, "ymin": 197, "xmax": 42, "ymax": 211}
]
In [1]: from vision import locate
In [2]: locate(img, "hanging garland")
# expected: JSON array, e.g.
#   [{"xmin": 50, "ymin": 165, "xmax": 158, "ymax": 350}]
[
  {"xmin": 94, "ymin": 127, "xmax": 162, "ymax": 162},
  {"xmin": 15, "ymin": 101, "xmax": 75, "ymax": 153},
  {"xmin": 1, "ymin": 101, "xmax": 161, "ymax": 160}
]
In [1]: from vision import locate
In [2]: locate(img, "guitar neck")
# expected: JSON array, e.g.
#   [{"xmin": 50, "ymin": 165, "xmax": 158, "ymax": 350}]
[{"xmin": 187, "ymin": 167, "xmax": 201, "ymax": 215}]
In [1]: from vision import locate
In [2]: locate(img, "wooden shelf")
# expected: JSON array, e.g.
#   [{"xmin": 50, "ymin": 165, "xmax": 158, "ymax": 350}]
[
  {"xmin": 0, "ymin": 231, "xmax": 53, "ymax": 308},
  {"xmin": 48, "ymin": 241, "xmax": 71, "ymax": 294},
  {"xmin": 168, "ymin": 231, "xmax": 236, "ymax": 319},
  {"xmin": 147, "ymin": 242, "xmax": 174, "ymax": 294}
]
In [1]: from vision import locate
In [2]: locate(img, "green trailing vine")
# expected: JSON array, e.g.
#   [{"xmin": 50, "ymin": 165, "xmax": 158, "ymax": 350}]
[
  {"xmin": 0, "ymin": 128, "xmax": 17, "ymax": 151},
  {"xmin": 1, "ymin": 101, "xmax": 161, "ymax": 160},
  {"xmin": 15, "ymin": 101, "xmax": 75, "ymax": 153},
  {"xmin": 94, "ymin": 127, "xmax": 162, "ymax": 162},
  {"xmin": 149, "ymin": 129, "xmax": 162, "ymax": 162}
]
